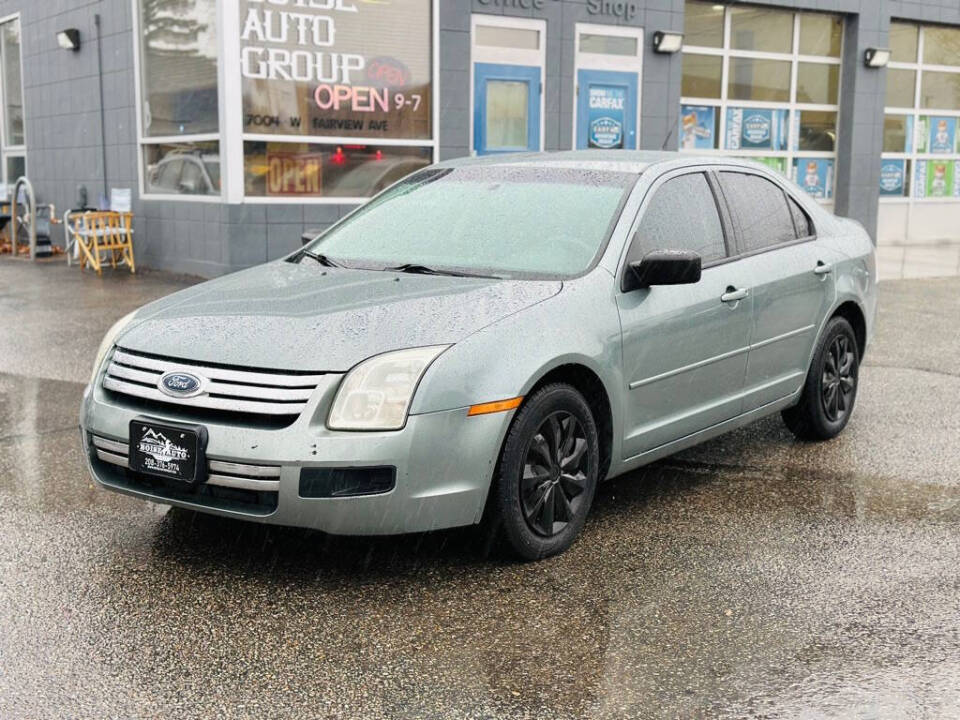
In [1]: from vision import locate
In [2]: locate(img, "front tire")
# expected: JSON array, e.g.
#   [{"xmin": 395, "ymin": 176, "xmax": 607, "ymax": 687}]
[
  {"xmin": 490, "ymin": 383, "xmax": 599, "ymax": 561},
  {"xmin": 782, "ymin": 316, "xmax": 860, "ymax": 440}
]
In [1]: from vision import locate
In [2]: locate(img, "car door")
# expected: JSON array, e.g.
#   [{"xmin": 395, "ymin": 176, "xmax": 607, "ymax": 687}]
[
  {"xmin": 715, "ymin": 171, "xmax": 838, "ymax": 412},
  {"xmin": 616, "ymin": 170, "xmax": 754, "ymax": 460}
]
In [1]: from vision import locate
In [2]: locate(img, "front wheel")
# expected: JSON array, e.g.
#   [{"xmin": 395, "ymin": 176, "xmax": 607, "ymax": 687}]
[
  {"xmin": 782, "ymin": 316, "xmax": 860, "ymax": 440},
  {"xmin": 489, "ymin": 384, "xmax": 599, "ymax": 561}
]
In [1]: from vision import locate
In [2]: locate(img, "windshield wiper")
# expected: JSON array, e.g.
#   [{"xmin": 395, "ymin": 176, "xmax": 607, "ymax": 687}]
[
  {"xmin": 385, "ymin": 263, "xmax": 500, "ymax": 279},
  {"xmin": 298, "ymin": 249, "xmax": 344, "ymax": 268}
]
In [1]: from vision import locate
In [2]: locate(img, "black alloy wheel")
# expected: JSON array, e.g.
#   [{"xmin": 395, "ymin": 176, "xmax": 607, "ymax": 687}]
[
  {"xmin": 520, "ymin": 411, "xmax": 589, "ymax": 537},
  {"xmin": 821, "ymin": 334, "xmax": 856, "ymax": 422},
  {"xmin": 488, "ymin": 383, "xmax": 599, "ymax": 560},
  {"xmin": 781, "ymin": 315, "xmax": 860, "ymax": 441}
]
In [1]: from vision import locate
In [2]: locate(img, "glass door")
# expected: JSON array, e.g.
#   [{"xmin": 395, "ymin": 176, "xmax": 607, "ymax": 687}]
[
  {"xmin": 573, "ymin": 24, "xmax": 643, "ymax": 151},
  {"xmin": 474, "ymin": 63, "xmax": 541, "ymax": 155},
  {"xmin": 471, "ymin": 16, "xmax": 546, "ymax": 156}
]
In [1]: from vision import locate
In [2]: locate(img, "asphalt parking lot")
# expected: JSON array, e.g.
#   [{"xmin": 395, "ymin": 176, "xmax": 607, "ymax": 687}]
[{"xmin": 1, "ymin": 259, "xmax": 958, "ymax": 719}]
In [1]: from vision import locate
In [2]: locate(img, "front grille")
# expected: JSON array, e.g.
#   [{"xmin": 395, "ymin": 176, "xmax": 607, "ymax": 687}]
[
  {"xmin": 91, "ymin": 434, "xmax": 280, "ymax": 515},
  {"xmin": 102, "ymin": 347, "xmax": 326, "ymax": 422}
]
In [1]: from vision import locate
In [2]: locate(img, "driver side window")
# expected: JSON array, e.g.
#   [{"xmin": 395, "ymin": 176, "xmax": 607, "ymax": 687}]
[{"xmin": 627, "ymin": 172, "xmax": 727, "ymax": 265}]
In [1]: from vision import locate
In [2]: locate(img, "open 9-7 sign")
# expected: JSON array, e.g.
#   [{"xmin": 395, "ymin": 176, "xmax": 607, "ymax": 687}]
[{"xmin": 239, "ymin": 0, "xmax": 433, "ymax": 141}]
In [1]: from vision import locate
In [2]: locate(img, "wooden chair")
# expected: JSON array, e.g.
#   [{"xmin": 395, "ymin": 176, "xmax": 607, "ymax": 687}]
[{"xmin": 75, "ymin": 211, "xmax": 136, "ymax": 275}]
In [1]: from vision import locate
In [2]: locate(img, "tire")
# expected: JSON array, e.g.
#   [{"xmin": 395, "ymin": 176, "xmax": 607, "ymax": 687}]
[
  {"xmin": 781, "ymin": 316, "xmax": 860, "ymax": 441},
  {"xmin": 488, "ymin": 383, "xmax": 599, "ymax": 561}
]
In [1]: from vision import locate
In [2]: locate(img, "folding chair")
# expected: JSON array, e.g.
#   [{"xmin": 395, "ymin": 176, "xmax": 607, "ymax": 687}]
[{"xmin": 72, "ymin": 188, "xmax": 136, "ymax": 274}]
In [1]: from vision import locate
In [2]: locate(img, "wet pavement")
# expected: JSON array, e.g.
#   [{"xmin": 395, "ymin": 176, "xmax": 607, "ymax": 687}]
[{"xmin": 1, "ymin": 259, "xmax": 959, "ymax": 719}]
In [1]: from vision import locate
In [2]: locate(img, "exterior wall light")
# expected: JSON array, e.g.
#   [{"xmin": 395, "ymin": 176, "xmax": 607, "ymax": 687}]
[
  {"xmin": 864, "ymin": 47, "xmax": 890, "ymax": 68},
  {"xmin": 652, "ymin": 31, "xmax": 684, "ymax": 54},
  {"xmin": 57, "ymin": 28, "xmax": 81, "ymax": 51}
]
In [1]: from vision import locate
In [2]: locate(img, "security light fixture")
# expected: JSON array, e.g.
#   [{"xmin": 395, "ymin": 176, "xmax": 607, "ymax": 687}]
[
  {"xmin": 57, "ymin": 28, "xmax": 80, "ymax": 51},
  {"xmin": 653, "ymin": 31, "xmax": 684, "ymax": 54},
  {"xmin": 864, "ymin": 47, "xmax": 891, "ymax": 68}
]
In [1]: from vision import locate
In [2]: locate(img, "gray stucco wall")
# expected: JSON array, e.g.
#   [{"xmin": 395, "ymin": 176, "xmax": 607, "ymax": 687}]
[{"xmin": 4, "ymin": 0, "xmax": 957, "ymax": 277}]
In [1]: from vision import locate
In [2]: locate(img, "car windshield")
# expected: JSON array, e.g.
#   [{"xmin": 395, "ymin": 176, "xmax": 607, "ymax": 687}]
[{"xmin": 307, "ymin": 165, "xmax": 637, "ymax": 278}]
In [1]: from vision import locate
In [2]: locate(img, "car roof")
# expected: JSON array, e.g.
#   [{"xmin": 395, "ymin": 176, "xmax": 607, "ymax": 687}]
[{"xmin": 434, "ymin": 150, "xmax": 762, "ymax": 176}]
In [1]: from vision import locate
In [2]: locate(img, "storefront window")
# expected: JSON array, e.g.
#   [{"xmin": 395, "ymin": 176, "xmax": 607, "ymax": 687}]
[
  {"xmin": 799, "ymin": 13, "xmax": 842, "ymax": 58},
  {"xmin": 240, "ymin": 0, "xmax": 432, "ymax": 141},
  {"xmin": 890, "ymin": 22, "xmax": 918, "ymax": 63},
  {"xmin": 922, "ymin": 26, "xmax": 960, "ymax": 66},
  {"xmin": 683, "ymin": 1, "xmax": 724, "ymax": 48},
  {"xmin": 2, "ymin": 20, "xmax": 23, "ymax": 146},
  {"xmin": 882, "ymin": 22, "xmax": 960, "ymax": 201},
  {"xmin": 243, "ymin": 142, "xmax": 431, "ymax": 199},
  {"xmin": 144, "ymin": 142, "xmax": 221, "ymax": 196},
  {"xmin": 727, "ymin": 58, "xmax": 791, "ymax": 102},
  {"xmin": 681, "ymin": 54, "xmax": 722, "ymax": 99},
  {"xmin": 138, "ymin": 0, "xmax": 218, "ymax": 137},
  {"xmin": 920, "ymin": 72, "xmax": 960, "ymax": 111},
  {"xmin": 796, "ymin": 63, "xmax": 839, "ymax": 105},
  {"xmin": 883, "ymin": 115, "xmax": 911, "ymax": 153},
  {"xmin": 680, "ymin": 3, "xmax": 842, "ymax": 201},
  {"xmin": 0, "ymin": 16, "xmax": 24, "ymax": 184},
  {"xmin": 729, "ymin": 7, "xmax": 793, "ymax": 53},
  {"xmin": 885, "ymin": 69, "xmax": 916, "ymax": 108}
]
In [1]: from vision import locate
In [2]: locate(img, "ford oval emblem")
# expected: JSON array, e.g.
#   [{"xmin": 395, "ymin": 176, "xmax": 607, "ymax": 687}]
[{"xmin": 158, "ymin": 372, "xmax": 203, "ymax": 398}]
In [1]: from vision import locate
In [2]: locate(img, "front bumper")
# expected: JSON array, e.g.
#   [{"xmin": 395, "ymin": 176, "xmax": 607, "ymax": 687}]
[{"xmin": 80, "ymin": 383, "xmax": 511, "ymax": 535}]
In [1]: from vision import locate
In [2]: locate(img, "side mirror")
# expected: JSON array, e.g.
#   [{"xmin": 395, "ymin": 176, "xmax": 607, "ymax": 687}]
[{"xmin": 623, "ymin": 249, "xmax": 702, "ymax": 292}]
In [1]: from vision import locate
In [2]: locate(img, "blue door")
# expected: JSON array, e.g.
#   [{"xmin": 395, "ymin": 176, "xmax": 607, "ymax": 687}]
[
  {"xmin": 474, "ymin": 63, "xmax": 541, "ymax": 155},
  {"xmin": 576, "ymin": 69, "xmax": 638, "ymax": 150}
]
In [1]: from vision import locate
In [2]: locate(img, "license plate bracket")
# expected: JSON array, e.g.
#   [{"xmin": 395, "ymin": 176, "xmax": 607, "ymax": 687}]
[{"xmin": 129, "ymin": 417, "xmax": 208, "ymax": 486}]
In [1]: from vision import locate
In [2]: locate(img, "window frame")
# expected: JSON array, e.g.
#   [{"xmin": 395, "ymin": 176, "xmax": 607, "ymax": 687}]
[
  {"xmin": 0, "ymin": 12, "xmax": 26, "ymax": 187},
  {"xmin": 881, "ymin": 21, "xmax": 960, "ymax": 205},
  {"xmin": 618, "ymin": 166, "xmax": 733, "ymax": 292},
  {"xmin": 679, "ymin": 4, "xmax": 843, "ymax": 205},
  {"xmin": 713, "ymin": 167, "xmax": 819, "ymax": 261},
  {"xmin": 131, "ymin": 0, "xmax": 441, "ymax": 205}
]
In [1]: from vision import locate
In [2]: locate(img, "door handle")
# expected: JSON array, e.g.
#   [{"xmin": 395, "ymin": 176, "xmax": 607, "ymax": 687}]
[
  {"xmin": 720, "ymin": 286, "xmax": 749, "ymax": 303},
  {"xmin": 814, "ymin": 261, "xmax": 833, "ymax": 275}
]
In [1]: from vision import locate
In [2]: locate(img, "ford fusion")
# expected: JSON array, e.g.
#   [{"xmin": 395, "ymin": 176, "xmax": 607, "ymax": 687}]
[{"xmin": 81, "ymin": 151, "xmax": 877, "ymax": 560}]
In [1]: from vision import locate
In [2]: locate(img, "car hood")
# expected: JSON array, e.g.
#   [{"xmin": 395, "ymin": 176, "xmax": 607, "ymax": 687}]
[{"xmin": 117, "ymin": 261, "xmax": 562, "ymax": 372}]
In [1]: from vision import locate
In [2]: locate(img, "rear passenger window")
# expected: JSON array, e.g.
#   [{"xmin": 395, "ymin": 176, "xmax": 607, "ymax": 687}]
[
  {"xmin": 719, "ymin": 172, "xmax": 797, "ymax": 253},
  {"xmin": 629, "ymin": 172, "xmax": 727, "ymax": 265},
  {"xmin": 788, "ymin": 195, "xmax": 813, "ymax": 238}
]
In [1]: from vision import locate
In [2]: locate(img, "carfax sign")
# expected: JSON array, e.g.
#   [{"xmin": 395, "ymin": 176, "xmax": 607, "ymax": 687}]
[
  {"xmin": 587, "ymin": 85, "xmax": 626, "ymax": 149},
  {"xmin": 725, "ymin": 108, "xmax": 788, "ymax": 151}
]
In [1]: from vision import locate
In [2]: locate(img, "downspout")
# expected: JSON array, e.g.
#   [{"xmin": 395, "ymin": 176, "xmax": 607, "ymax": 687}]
[{"xmin": 95, "ymin": 13, "xmax": 108, "ymax": 200}]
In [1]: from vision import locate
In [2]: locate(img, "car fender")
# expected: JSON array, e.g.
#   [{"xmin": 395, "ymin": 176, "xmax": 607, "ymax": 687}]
[{"xmin": 410, "ymin": 270, "xmax": 625, "ymax": 455}]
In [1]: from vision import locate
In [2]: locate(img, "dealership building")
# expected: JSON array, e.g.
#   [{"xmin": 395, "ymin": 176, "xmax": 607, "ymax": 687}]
[{"xmin": 1, "ymin": 0, "xmax": 959, "ymax": 277}]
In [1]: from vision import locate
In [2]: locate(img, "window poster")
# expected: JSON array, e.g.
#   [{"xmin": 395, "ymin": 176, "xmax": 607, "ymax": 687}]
[
  {"xmin": 793, "ymin": 158, "xmax": 833, "ymax": 199},
  {"xmin": 916, "ymin": 116, "xmax": 959, "ymax": 154},
  {"xmin": 752, "ymin": 156, "xmax": 786, "ymax": 174},
  {"xmin": 914, "ymin": 159, "xmax": 960, "ymax": 198},
  {"xmin": 679, "ymin": 105, "xmax": 717, "ymax": 149},
  {"xmin": 725, "ymin": 108, "xmax": 788, "ymax": 151},
  {"xmin": 879, "ymin": 159, "xmax": 906, "ymax": 197},
  {"xmin": 239, "ymin": 0, "xmax": 433, "ymax": 140},
  {"xmin": 588, "ymin": 85, "xmax": 626, "ymax": 149}
]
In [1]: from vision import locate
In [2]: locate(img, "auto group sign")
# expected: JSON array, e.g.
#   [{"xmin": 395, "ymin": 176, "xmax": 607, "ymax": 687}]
[{"xmin": 239, "ymin": 0, "xmax": 432, "ymax": 140}]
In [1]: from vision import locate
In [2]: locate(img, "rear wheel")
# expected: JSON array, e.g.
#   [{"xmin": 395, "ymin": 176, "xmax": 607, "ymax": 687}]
[
  {"xmin": 489, "ymin": 384, "xmax": 599, "ymax": 561},
  {"xmin": 782, "ymin": 316, "xmax": 860, "ymax": 440}
]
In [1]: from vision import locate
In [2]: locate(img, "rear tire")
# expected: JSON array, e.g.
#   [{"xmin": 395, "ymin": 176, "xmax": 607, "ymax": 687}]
[
  {"xmin": 489, "ymin": 383, "xmax": 599, "ymax": 561},
  {"xmin": 782, "ymin": 316, "xmax": 860, "ymax": 441}
]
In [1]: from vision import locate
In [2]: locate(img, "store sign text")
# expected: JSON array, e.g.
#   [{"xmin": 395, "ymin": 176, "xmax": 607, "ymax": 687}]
[{"xmin": 241, "ymin": 2, "xmax": 364, "ymax": 83}]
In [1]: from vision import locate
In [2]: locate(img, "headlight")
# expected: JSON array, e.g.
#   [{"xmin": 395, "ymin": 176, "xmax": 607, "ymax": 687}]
[
  {"xmin": 327, "ymin": 345, "xmax": 450, "ymax": 431},
  {"xmin": 89, "ymin": 311, "xmax": 137, "ymax": 385}
]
